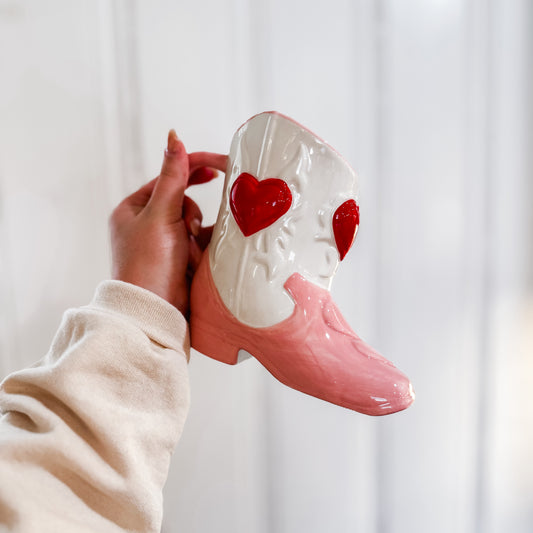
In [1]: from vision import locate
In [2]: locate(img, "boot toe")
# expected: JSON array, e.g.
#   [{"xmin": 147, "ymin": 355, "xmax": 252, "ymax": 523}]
[{"xmin": 363, "ymin": 370, "xmax": 415, "ymax": 416}]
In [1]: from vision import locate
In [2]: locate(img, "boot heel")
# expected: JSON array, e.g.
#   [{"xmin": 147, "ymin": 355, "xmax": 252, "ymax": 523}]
[{"xmin": 190, "ymin": 323, "xmax": 240, "ymax": 365}]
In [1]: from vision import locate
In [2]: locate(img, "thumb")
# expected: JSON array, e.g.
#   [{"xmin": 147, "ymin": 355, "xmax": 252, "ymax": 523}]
[{"xmin": 148, "ymin": 129, "xmax": 189, "ymax": 217}]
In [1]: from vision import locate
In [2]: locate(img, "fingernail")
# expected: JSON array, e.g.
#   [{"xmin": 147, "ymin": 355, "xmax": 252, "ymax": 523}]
[
  {"xmin": 166, "ymin": 129, "xmax": 180, "ymax": 154},
  {"xmin": 189, "ymin": 167, "xmax": 219, "ymax": 186},
  {"xmin": 190, "ymin": 217, "xmax": 201, "ymax": 237},
  {"xmin": 196, "ymin": 167, "xmax": 218, "ymax": 182}
]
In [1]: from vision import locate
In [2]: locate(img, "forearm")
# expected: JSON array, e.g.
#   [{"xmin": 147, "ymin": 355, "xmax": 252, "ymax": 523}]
[{"xmin": 0, "ymin": 281, "xmax": 190, "ymax": 533}]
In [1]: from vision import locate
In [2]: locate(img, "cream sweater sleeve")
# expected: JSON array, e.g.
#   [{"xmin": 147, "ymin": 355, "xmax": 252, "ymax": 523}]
[{"xmin": 0, "ymin": 281, "xmax": 191, "ymax": 533}]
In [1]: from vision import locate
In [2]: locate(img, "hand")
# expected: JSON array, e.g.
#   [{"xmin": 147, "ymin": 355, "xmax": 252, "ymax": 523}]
[{"xmin": 109, "ymin": 130, "xmax": 227, "ymax": 315}]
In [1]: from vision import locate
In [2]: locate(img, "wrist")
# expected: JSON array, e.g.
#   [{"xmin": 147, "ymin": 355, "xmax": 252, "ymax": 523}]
[{"xmin": 112, "ymin": 268, "xmax": 189, "ymax": 316}]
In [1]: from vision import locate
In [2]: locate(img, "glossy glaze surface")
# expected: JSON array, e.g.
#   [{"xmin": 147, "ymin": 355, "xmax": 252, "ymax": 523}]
[
  {"xmin": 191, "ymin": 252, "xmax": 414, "ymax": 415},
  {"xmin": 230, "ymin": 172, "xmax": 292, "ymax": 237},
  {"xmin": 333, "ymin": 199, "xmax": 360, "ymax": 260},
  {"xmin": 210, "ymin": 111, "xmax": 359, "ymax": 327}
]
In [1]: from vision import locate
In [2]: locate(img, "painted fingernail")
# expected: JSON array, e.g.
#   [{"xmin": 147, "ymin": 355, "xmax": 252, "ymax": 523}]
[
  {"xmin": 190, "ymin": 218, "xmax": 201, "ymax": 237},
  {"xmin": 166, "ymin": 129, "xmax": 180, "ymax": 154},
  {"xmin": 189, "ymin": 167, "xmax": 219, "ymax": 185}
]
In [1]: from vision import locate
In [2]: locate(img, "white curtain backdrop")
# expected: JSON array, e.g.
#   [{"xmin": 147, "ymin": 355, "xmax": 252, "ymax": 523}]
[{"xmin": 1, "ymin": 1, "xmax": 531, "ymax": 532}]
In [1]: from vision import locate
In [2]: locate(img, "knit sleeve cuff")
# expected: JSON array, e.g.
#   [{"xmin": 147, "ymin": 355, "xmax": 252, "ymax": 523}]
[{"xmin": 88, "ymin": 280, "xmax": 190, "ymax": 360}]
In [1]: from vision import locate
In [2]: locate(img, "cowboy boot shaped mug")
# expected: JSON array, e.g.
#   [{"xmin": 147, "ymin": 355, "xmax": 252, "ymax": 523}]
[{"xmin": 190, "ymin": 111, "xmax": 415, "ymax": 415}]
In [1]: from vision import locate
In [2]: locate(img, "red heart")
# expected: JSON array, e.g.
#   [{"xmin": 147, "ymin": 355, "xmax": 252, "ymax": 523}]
[
  {"xmin": 333, "ymin": 199, "xmax": 360, "ymax": 260},
  {"xmin": 230, "ymin": 173, "xmax": 292, "ymax": 237}
]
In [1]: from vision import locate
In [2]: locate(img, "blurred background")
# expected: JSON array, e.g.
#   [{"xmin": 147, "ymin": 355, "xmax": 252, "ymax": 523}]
[{"xmin": 0, "ymin": 0, "xmax": 531, "ymax": 532}]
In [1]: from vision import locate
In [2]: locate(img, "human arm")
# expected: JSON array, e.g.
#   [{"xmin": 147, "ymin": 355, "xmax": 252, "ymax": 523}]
[{"xmin": 0, "ymin": 131, "xmax": 227, "ymax": 532}]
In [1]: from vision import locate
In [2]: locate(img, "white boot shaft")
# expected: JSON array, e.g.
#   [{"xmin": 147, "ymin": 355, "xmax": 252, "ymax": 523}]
[{"xmin": 209, "ymin": 112, "xmax": 359, "ymax": 327}]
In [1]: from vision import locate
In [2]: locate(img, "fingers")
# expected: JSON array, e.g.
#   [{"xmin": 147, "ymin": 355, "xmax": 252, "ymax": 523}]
[
  {"xmin": 186, "ymin": 223, "xmax": 213, "ymax": 284},
  {"xmin": 123, "ymin": 177, "xmax": 158, "ymax": 208},
  {"xmin": 188, "ymin": 152, "xmax": 228, "ymax": 174},
  {"xmin": 184, "ymin": 152, "xmax": 225, "ymax": 275},
  {"xmin": 188, "ymin": 236, "xmax": 204, "ymax": 272},
  {"xmin": 182, "ymin": 195, "xmax": 203, "ymax": 236},
  {"xmin": 110, "ymin": 176, "xmax": 159, "ymax": 225},
  {"xmin": 149, "ymin": 130, "xmax": 189, "ymax": 216},
  {"xmin": 188, "ymin": 152, "xmax": 227, "ymax": 187},
  {"xmin": 183, "ymin": 196, "xmax": 213, "ymax": 276},
  {"xmin": 188, "ymin": 166, "xmax": 219, "ymax": 186},
  {"xmin": 196, "ymin": 224, "xmax": 214, "ymax": 251},
  {"xmin": 182, "ymin": 195, "xmax": 214, "ymax": 248},
  {"xmin": 187, "ymin": 225, "xmax": 213, "ymax": 276},
  {"xmin": 134, "ymin": 132, "xmax": 226, "ymax": 226}
]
